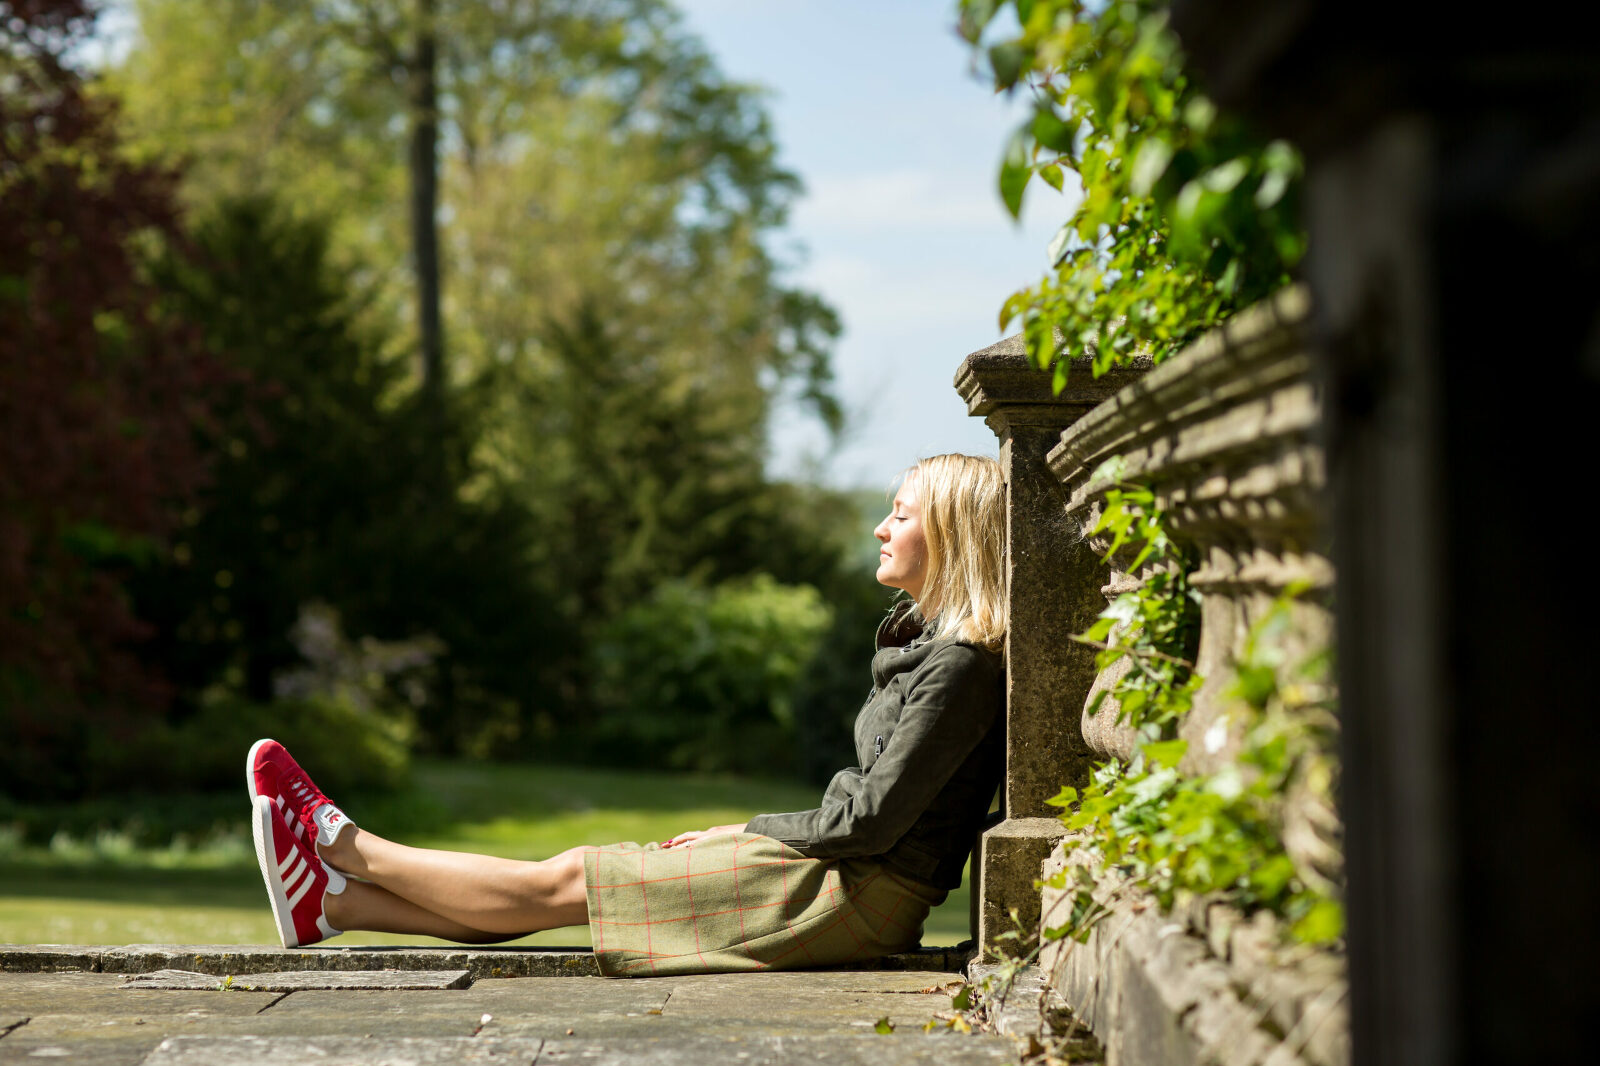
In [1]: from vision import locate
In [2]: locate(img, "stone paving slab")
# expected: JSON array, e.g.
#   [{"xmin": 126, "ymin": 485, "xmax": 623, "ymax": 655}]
[
  {"xmin": 262, "ymin": 981, "xmax": 673, "ymax": 1040},
  {"xmin": 661, "ymin": 970, "xmax": 965, "ymax": 995},
  {"xmin": 0, "ymin": 972, "xmax": 279, "ymax": 1016},
  {"xmin": 266, "ymin": 977, "xmax": 668, "ymax": 1015},
  {"xmin": 122, "ymin": 968, "xmax": 472, "ymax": 991},
  {"xmin": 0, "ymin": 943, "xmax": 968, "ymax": 978},
  {"xmin": 0, "ymin": 1010, "xmax": 496, "ymax": 1064},
  {"xmin": 536, "ymin": 1034, "xmax": 1013, "ymax": 1065},
  {"xmin": 145, "ymin": 1035, "xmax": 546, "ymax": 1065},
  {"xmin": 0, "ymin": 1015, "xmax": 164, "ymax": 1066},
  {"xmin": 140, "ymin": 1034, "xmax": 1015, "ymax": 1066},
  {"xmin": 0, "ymin": 949, "xmax": 1012, "ymax": 1066}
]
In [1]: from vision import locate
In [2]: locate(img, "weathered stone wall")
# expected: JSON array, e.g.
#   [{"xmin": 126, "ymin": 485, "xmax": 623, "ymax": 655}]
[{"xmin": 959, "ymin": 286, "xmax": 1347, "ymax": 1066}]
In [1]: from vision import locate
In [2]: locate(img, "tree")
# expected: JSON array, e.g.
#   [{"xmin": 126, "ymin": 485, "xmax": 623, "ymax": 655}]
[
  {"xmin": 0, "ymin": 0, "xmax": 221, "ymax": 792},
  {"xmin": 111, "ymin": 0, "xmax": 840, "ymax": 481},
  {"xmin": 108, "ymin": 0, "xmax": 849, "ymax": 762},
  {"xmin": 136, "ymin": 194, "xmax": 554, "ymax": 755}
]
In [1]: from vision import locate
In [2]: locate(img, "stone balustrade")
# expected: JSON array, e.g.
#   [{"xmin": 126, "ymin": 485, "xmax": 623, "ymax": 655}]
[{"xmin": 958, "ymin": 285, "xmax": 1347, "ymax": 1066}]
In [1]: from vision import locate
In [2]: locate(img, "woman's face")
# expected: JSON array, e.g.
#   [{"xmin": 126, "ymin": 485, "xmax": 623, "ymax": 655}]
[{"xmin": 874, "ymin": 472, "xmax": 928, "ymax": 602}]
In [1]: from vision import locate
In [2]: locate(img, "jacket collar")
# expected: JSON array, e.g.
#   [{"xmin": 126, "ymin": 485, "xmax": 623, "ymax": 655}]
[{"xmin": 875, "ymin": 599, "xmax": 929, "ymax": 651}]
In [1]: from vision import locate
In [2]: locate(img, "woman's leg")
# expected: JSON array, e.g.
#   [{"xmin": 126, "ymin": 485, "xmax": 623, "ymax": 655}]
[
  {"xmin": 325, "ymin": 880, "xmax": 530, "ymax": 944},
  {"xmin": 318, "ymin": 827, "xmax": 589, "ymax": 936}
]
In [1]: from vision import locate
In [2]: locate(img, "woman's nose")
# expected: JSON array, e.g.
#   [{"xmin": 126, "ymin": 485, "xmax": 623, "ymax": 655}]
[{"xmin": 874, "ymin": 519, "xmax": 889, "ymax": 542}]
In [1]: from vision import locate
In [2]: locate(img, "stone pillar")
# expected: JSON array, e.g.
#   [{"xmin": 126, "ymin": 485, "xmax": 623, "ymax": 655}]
[{"xmin": 953, "ymin": 339, "xmax": 1147, "ymax": 953}]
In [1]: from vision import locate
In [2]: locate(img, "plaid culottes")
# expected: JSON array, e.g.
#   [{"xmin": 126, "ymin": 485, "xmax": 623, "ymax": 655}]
[{"xmin": 583, "ymin": 832, "xmax": 945, "ymax": 977}]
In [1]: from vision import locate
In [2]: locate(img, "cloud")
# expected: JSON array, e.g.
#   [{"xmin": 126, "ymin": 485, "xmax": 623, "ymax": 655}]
[
  {"xmin": 797, "ymin": 251, "xmax": 1029, "ymax": 341},
  {"xmin": 796, "ymin": 168, "xmax": 1080, "ymax": 234}
]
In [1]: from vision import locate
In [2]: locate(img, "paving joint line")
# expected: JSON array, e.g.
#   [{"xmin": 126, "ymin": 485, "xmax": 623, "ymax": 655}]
[{"xmin": 254, "ymin": 991, "xmax": 293, "ymax": 1015}]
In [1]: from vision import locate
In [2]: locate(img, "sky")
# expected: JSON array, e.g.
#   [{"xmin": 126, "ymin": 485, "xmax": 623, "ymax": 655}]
[{"xmin": 672, "ymin": 1, "xmax": 1076, "ymax": 490}]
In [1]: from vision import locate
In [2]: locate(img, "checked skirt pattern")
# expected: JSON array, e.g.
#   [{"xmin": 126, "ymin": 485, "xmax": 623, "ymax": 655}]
[{"xmin": 583, "ymin": 833, "xmax": 944, "ymax": 977}]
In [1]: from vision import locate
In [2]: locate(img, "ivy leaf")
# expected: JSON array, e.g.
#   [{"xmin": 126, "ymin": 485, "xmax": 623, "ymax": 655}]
[
  {"xmin": 957, "ymin": 0, "xmax": 999, "ymax": 44},
  {"xmin": 1292, "ymin": 899, "xmax": 1345, "ymax": 944},
  {"xmin": 874, "ymin": 1016, "xmax": 896, "ymax": 1035},
  {"xmin": 1045, "ymin": 784, "xmax": 1079, "ymax": 808},
  {"xmin": 999, "ymin": 288, "xmax": 1028, "ymax": 332},
  {"xmin": 1129, "ymin": 137, "xmax": 1174, "ymax": 197},
  {"xmin": 1032, "ymin": 106, "xmax": 1075, "ymax": 152},
  {"xmin": 951, "ymin": 985, "xmax": 972, "ymax": 1011},
  {"xmin": 1000, "ymin": 130, "xmax": 1031, "ymax": 219},
  {"xmin": 1202, "ymin": 157, "xmax": 1250, "ymax": 194},
  {"xmin": 1141, "ymin": 738, "xmax": 1187, "ymax": 769},
  {"xmin": 988, "ymin": 41, "xmax": 1026, "ymax": 90},
  {"xmin": 1047, "ymin": 222, "xmax": 1075, "ymax": 267}
]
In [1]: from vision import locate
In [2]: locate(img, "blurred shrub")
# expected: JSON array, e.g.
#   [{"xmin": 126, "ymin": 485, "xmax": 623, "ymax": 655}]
[
  {"xmin": 589, "ymin": 575, "xmax": 832, "ymax": 775},
  {"xmin": 93, "ymin": 689, "xmax": 412, "ymax": 799},
  {"xmin": 134, "ymin": 194, "xmax": 556, "ymax": 755},
  {"xmin": 0, "ymin": 688, "xmax": 410, "ymax": 847}
]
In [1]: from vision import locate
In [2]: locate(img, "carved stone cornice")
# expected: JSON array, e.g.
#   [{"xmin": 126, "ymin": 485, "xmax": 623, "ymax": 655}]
[
  {"xmin": 1047, "ymin": 285, "xmax": 1321, "ymax": 554},
  {"xmin": 954, "ymin": 335, "xmax": 1152, "ymax": 434}
]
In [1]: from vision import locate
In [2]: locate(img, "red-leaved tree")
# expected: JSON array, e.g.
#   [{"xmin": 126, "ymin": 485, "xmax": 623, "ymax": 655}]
[{"xmin": 1, "ymin": 0, "xmax": 220, "ymax": 793}]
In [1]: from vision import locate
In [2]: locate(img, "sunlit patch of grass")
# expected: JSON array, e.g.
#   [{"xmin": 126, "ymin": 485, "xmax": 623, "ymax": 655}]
[{"xmin": 0, "ymin": 761, "xmax": 974, "ymax": 948}]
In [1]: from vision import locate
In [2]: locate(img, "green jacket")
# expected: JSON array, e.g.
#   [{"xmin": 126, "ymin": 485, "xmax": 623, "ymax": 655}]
[{"xmin": 745, "ymin": 602, "xmax": 1005, "ymax": 892}]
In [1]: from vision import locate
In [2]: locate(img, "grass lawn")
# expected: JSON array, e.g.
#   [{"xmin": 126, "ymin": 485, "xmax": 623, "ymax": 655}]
[{"xmin": 0, "ymin": 761, "xmax": 973, "ymax": 949}]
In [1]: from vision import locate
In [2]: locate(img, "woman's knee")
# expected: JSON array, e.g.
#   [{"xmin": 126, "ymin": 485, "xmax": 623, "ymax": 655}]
[{"xmin": 545, "ymin": 848, "xmax": 588, "ymax": 909}]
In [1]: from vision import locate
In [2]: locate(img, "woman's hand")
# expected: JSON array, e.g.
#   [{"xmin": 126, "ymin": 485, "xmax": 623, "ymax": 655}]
[{"xmin": 661, "ymin": 823, "xmax": 746, "ymax": 849}]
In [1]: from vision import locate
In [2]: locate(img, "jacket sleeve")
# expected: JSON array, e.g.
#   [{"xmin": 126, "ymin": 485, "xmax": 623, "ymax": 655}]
[{"xmin": 744, "ymin": 643, "xmax": 1001, "ymax": 858}]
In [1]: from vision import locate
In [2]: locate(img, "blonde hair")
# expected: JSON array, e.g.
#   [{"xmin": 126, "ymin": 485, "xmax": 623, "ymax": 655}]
[{"xmin": 907, "ymin": 453, "xmax": 1007, "ymax": 652}]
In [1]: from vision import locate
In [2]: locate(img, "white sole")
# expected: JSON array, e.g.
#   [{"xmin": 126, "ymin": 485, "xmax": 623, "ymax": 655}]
[
  {"xmin": 251, "ymin": 795, "xmax": 300, "ymax": 948},
  {"xmin": 245, "ymin": 737, "xmax": 272, "ymax": 805}
]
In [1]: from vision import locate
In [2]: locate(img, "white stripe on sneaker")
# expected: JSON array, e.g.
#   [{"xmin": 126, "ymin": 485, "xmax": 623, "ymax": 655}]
[
  {"xmin": 282, "ymin": 854, "xmax": 309, "ymax": 897},
  {"xmin": 286, "ymin": 868, "xmax": 314, "ymax": 909},
  {"xmin": 277, "ymin": 848, "xmax": 297, "ymax": 875}
]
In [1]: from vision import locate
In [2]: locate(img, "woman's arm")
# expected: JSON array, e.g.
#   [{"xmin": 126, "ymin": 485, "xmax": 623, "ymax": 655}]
[
  {"xmin": 743, "ymin": 642, "xmax": 1001, "ymax": 858},
  {"xmin": 659, "ymin": 823, "xmax": 747, "ymax": 849}
]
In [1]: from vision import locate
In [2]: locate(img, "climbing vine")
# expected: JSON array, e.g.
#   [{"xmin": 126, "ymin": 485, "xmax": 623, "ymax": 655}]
[
  {"xmin": 1074, "ymin": 479, "xmax": 1201, "ymax": 737},
  {"xmin": 1044, "ymin": 489, "xmax": 1342, "ymax": 946},
  {"xmin": 959, "ymin": 0, "xmax": 1305, "ymax": 385}
]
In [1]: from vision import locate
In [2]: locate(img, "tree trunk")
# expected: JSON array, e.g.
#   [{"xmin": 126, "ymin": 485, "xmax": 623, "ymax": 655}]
[{"xmin": 408, "ymin": 0, "xmax": 443, "ymax": 439}]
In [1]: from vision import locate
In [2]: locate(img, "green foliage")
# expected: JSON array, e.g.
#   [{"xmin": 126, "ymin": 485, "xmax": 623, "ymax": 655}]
[
  {"xmin": 1046, "ymin": 492, "xmax": 1342, "ymax": 947},
  {"xmin": 110, "ymin": 0, "xmax": 840, "ymax": 434},
  {"xmin": 589, "ymin": 575, "xmax": 834, "ymax": 775},
  {"xmin": 1, "ymin": 0, "xmax": 218, "ymax": 773},
  {"xmin": 1075, "ymin": 479, "xmax": 1201, "ymax": 734},
  {"xmin": 115, "ymin": 690, "xmax": 413, "ymax": 797},
  {"xmin": 96, "ymin": 2, "xmax": 858, "ymax": 770},
  {"xmin": 960, "ymin": 0, "xmax": 1305, "ymax": 380},
  {"xmin": 126, "ymin": 194, "xmax": 553, "ymax": 762}
]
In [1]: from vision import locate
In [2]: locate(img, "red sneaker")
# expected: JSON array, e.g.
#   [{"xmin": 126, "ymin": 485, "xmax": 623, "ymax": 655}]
[
  {"xmin": 246, "ymin": 738, "xmax": 355, "ymax": 853},
  {"xmin": 251, "ymin": 795, "xmax": 346, "ymax": 948}
]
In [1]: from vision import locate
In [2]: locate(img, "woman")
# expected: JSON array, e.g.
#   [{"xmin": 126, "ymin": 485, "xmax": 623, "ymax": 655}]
[{"xmin": 248, "ymin": 453, "xmax": 1007, "ymax": 976}]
